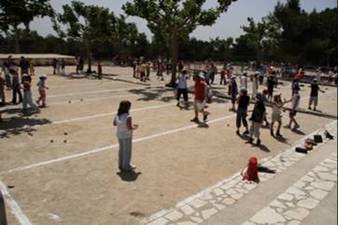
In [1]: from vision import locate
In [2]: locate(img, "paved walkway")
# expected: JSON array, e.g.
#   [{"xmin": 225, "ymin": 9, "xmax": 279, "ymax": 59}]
[{"xmin": 144, "ymin": 121, "xmax": 337, "ymax": 225}]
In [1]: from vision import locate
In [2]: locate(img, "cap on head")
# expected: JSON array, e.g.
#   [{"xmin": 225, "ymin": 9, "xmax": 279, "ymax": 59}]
[{"xmin": 198, "ymin": 72, "xmax": 205, "ymax": 79}]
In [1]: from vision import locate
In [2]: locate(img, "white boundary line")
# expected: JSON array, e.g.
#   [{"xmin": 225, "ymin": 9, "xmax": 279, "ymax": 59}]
[
  {"xmin": 52, "ymin": 103, "xmax": 176, "ymax": 125},
  {"xmin": 0, "ymin": 180, "xmax": 33, "ymax": 225},
  {"xmin": 47, "ymin": 85, "xmax": 171, "ymax": 98},
  {"xmin": 2, "ymin": 114, "xmax": 236, "ymax": 174}
]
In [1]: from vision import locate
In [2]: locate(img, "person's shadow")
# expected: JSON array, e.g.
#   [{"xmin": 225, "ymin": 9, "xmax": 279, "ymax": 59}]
[{"xmin": 117, "ymin": 171, "xmax": 142, "ymax": 182}]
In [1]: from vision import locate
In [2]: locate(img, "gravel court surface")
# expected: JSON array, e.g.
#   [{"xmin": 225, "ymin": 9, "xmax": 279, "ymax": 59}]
[{"xmin": 0, "ymin": 66, "xmax": 337, "ymax": 225}]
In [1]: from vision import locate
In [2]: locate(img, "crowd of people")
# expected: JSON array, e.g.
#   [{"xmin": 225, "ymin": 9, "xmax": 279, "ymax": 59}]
[
  {"xmin": 113, "ymin": 59, "xmax": 336, "ymax": 172},
  {"xmin": 0, "ymin": 56, "xmax": 50, "ymax": 121},
  {"xmin": 0, "ymin": 55, "xmax": 336, "ymax": 173}
]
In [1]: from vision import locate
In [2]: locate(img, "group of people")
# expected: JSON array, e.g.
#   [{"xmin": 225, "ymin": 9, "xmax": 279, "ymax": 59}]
[{"xmin": 0, "ymin": 56, "xmax": 49, "ymax": 121}]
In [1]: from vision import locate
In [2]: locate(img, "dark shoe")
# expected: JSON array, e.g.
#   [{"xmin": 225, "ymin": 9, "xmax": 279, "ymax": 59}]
[
  {"xmin": 243, "ymin": 130, "xmax": 250, "ymax": 135},
  {"xmin": 276, "ymin": 130, "xmax": 282, "ymax": 137},
  {"xmin": 203, "ymin": 114, "xmax": 208, "ymax": 123},
  {"xmin": 246, "ymin": 138, "xmax": 253, "ymax": 144},
  {"xmin": 236, "ymin": 130, "xmax": 240, "ymax": 135},
  {"xmin": 191, "ymin": 118, "xmax": 200, "ymax": 123}
]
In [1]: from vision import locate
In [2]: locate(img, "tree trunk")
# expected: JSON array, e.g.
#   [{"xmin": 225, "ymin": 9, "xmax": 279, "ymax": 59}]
[
  {"xmin": 167, "ymin": 36, "xmax": 178, "ymax": 87},
  {"xmin": 14, "ymin": 27, "xmax": 20, "ymax": 53}
]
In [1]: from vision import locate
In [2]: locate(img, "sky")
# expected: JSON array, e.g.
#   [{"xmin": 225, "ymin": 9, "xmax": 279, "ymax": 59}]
[{"xmin": 30, "ymin": 0, "xmax": 337, "ymax": 41}]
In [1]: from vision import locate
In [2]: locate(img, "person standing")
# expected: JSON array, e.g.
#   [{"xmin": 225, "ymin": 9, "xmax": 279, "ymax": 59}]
[
  {"xmin": 247, "ymin": 93, "xmax": 266, "ymax": 146},
  {"xmin": 19, "ymin": 56, "xmax": 29, "ymax": 76},
  {"xmin": 36, "ymin": 75, "xmax": 49, "ymax": 108},
  {"xmin": 176, "ymin": 70, "xmax": 189, "ymax": 108},
  {"xmin": 230, "ymin": 76, "xmax": 238, "ymax": 111},
  {"xmin": 3, "ymin": 60, "xmax": 12, "ymax": 90},
  {"xmin": 52, "ymin": 58, "xmax": 57, "ymax": 75},
  {"xmin": 113, "ymin": 101, "xmax": 138, "ymax": 172},
  {"xmin": 267, "ymin": 74, "xmax": 276, "ymax": 102},
  {"xmin": 240, "ymin": 72, "xmax": 248, "ymax": 90},
  {"xmin": 236, "ymin": 88, "xmax": 250, "ymax": 135},
  {"xmin": 308, "ymin": 79, "xmax": 325, "ymax": 111},
  {"xmin": 22, "ymin": 75, "xmax": 39, "ymax": 114},
  {"xmin": 252, "ymin": 73, "xmax": 259, "ymax": 99},
  {"xmin": 11, "ymin": 68, "xmax": 22, "ymax": 104},
  {"xmin": 270, "ymin": 94, "xmax": 286, "ymax": 137},
  {"xmin": 97, "ymin": 61, "xmax": 103, "ymax": 80},
  {"xmin": 0, "ymin": 72, "xmax": 5, "ymax": 105},
  {"xmin": 191, "ymin": 73, "xmax": 210, "ymax": 123},
  {"xmin": 60, "ymin": 58, "xmax": 66, "ymax": 75},
  {"xmin": 220, "ymin": 69, "xmax": 227, "ymax": 85}
]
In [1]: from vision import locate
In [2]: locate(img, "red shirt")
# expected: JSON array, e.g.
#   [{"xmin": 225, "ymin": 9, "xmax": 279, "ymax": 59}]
[{"xmin": 194, "ymin": 79, "xmax": 206, "ymax": 101}]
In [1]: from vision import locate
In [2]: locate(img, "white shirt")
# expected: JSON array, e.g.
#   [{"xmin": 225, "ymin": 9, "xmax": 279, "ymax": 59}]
[
  {"xmin": 114, "ymin": 113, "xmax": 132, "ymax": 139},
  {"xmin": 240, "ymin": 76, "xmax": 248, "ymax": 89}
]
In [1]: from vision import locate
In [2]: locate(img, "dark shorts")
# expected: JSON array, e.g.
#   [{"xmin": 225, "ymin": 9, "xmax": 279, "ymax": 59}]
[
  {"xmin": 289, "ymin": 110, "xmax": 297, "ymax": 117},
  {"xmin": 231, "ymin": 95, "xmax": 237, "ymax": 104}
]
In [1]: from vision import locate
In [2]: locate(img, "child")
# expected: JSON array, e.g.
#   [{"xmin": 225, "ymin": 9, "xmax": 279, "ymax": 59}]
[
  {"xmin": 241, "ymin": 157, "xmax": 260, "ymax": 183},
  {"xmin": 308, "ymin": 79, "xmax": 324, "ymax": 111},
  {"xmin": 22, "ymin": 75, "xmax": 39, "ymax": 114},
  {"xmin": 287, "ymin": 86, "xmax": 301, "ymax": 130},
  {"xmin": 247, "ymin": 93, "xmax": 266, "ymax": 146},
  {"xmin": 270, "ymin": 94, "xmax": 286, "ymax": 137},
  {"xmin": 36, "ymin": 75, "xmax": 49, "ymax": 108},
  {"xmin": 191, "ymin": 73, "xmax": 210, "ymax": 123},
  {"xmin": 236, "ymin": 88, "xmax": 250, "ymax": 135},
  {"xmin": 176, "ymin": 70, "xmax": 189, "ymax": 108},
  {"xmin": 113, "ymin": 101, "xmax": 138, "ymax": 172}
]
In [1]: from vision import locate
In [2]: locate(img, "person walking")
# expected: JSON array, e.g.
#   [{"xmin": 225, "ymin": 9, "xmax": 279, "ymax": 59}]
[
  {"xmin": 267, "ymin": 74, "xmax": 276, "ymax": 102},
  {"xmin": 236, "ymin": 88, "xmax": 250, "ymax": 135},
  {"xmin": 113, "ymin": 101, "xmax": 138, "ymax": 172},
  {"xmin": 191, "ymin": 73, "xmax": 210, "ymax": 123},
  {"xmin": 52, "ymin": 58, "xmax": 57, "ymax": 75},
  {"xmin": 19, "ymin": 56, "xmax": 29, "ymax": 76},
  {"xmin": 247, "ymin": 93, "xmax": 266, "ymax": 146},
  {"xmin": 60, "ymin": 58, "xmax": 66, "ymax": 75}
]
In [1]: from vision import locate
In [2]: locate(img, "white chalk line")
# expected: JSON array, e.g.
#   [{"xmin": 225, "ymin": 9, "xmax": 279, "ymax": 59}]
[
  {"xmin": 0, "ymin": 179, "xmax": 33, "ymax": 225},
  {"xmin": 2, "ymin": 114, "xmax": 236, "ymax": 175},
  {"xmin": 52, "ymin": 102, "xmax": 176, "ymax": 125},
  {"xmin": 2, "ymin": 88, "xmax": 336, "ymax": 173}
]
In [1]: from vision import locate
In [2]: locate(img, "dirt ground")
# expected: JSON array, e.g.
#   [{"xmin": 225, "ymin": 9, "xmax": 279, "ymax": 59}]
[{"xmin": 0, "ymin": 65, "xmax": 337, "ymax": 225}]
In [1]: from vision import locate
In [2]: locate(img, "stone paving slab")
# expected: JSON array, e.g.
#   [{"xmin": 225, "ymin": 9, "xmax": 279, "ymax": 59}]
[
  {"xmin": 142, "ymin": 121, "xmax": 337, "ymax": 225},
  {"xmin": 244, "ymin": 152, "xmax": 337, "ymax": 225}
]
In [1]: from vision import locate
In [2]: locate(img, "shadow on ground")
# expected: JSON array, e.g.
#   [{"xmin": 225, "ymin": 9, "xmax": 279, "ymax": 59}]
[
  {"xmin": 0, "ymin": 112, "xmax": 51, "ymax": 138},
  {"xmin": 116, "ymin": 171, "xmax": 142, "ymax": 182}
]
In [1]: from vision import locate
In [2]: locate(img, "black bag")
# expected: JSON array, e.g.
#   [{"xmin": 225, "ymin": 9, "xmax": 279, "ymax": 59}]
[
  {"xmin": 295, "ymin": 147, "xmax": 308, "ymax": 154},
  {"xmin": 314, "ymin": 135, "xmax": 323, "ymax": 143}
]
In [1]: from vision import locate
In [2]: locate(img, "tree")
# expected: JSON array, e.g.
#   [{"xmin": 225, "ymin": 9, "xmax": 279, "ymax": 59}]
[
  {"xmin": 123, "ymin": 0, "xmax": 237, "ymax": 86},
  {"xmin": 0, "ymin": 0, "xmax": 53, "ymax": 52},
  {"xmin": 53, "ymin": 1, "xmax": 116, "ymax": 73}
]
